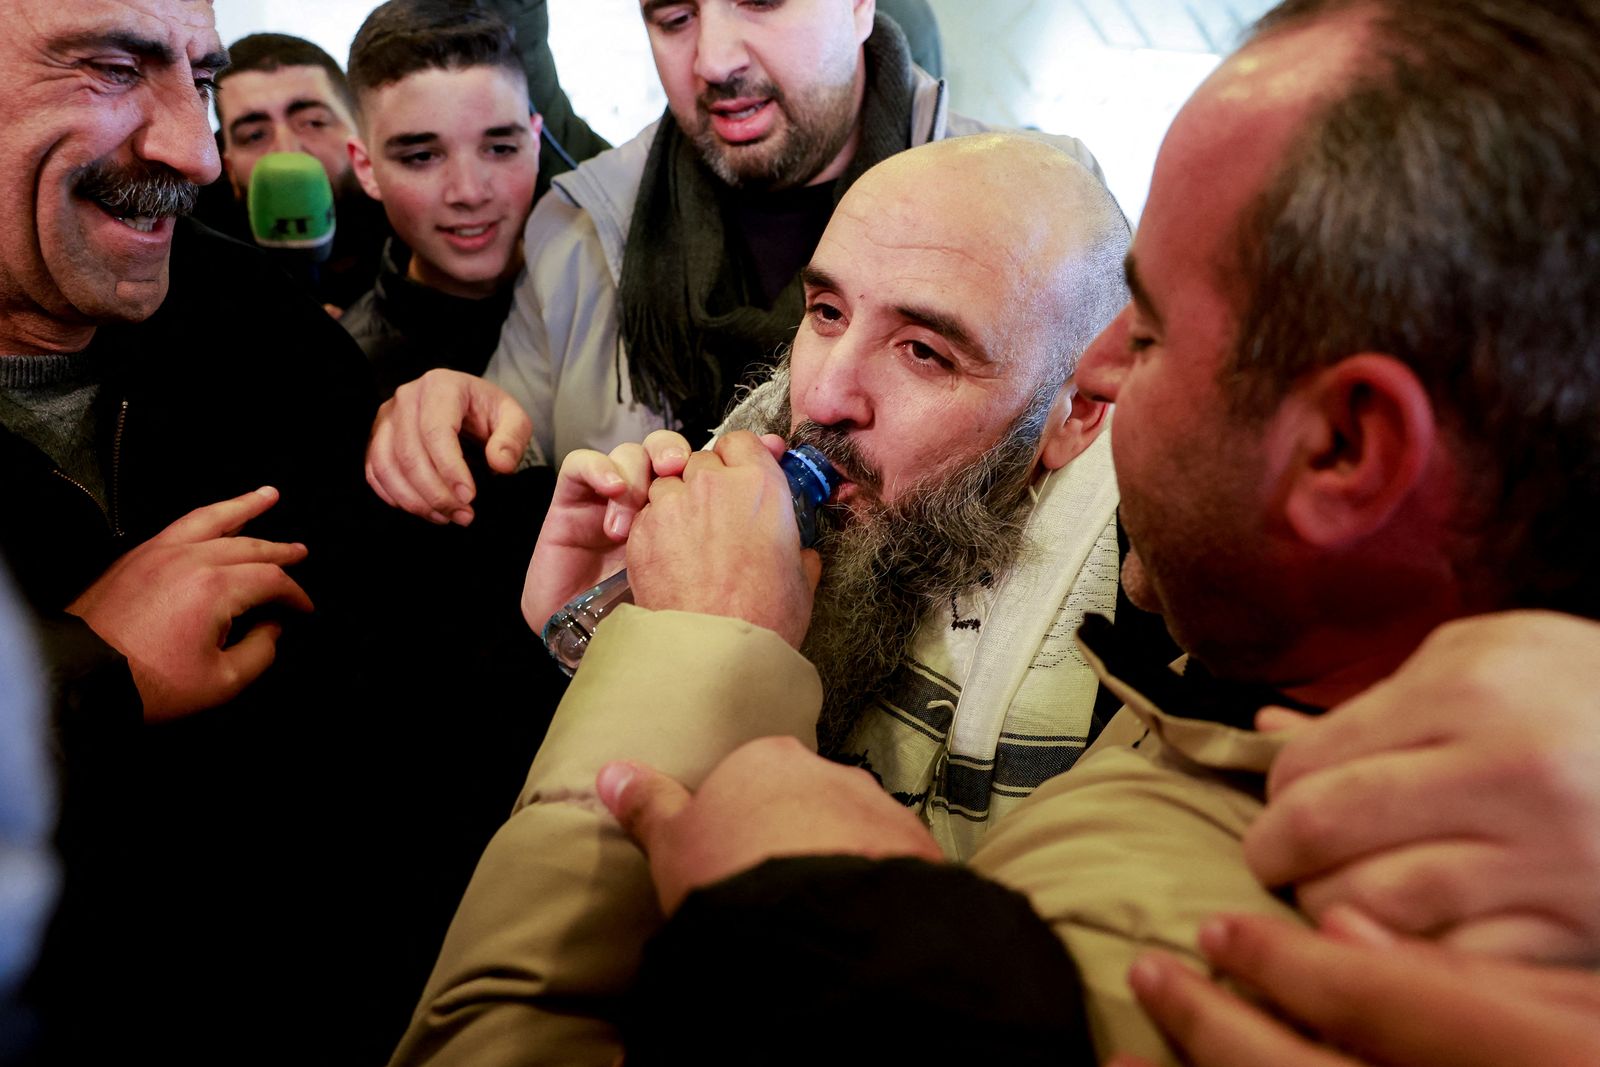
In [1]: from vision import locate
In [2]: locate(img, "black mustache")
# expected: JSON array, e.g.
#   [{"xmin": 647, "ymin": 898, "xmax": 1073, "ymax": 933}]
[
  {"xmin": 698, "ymin": 75, "xmax": 782, "ymax": 109},
  {"xmin": 74, "ymin": 160, "xmax": 199, "ymax": 219}
]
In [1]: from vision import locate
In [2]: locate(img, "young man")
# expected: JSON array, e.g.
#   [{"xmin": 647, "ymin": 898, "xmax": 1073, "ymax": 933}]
[
  {"xmin": 342, "ymin": 0, "xmax": 544, "ymax": 399},
  {"xmin": 201, "ymin": 32, "xmax": 394, "ymax": 310}
]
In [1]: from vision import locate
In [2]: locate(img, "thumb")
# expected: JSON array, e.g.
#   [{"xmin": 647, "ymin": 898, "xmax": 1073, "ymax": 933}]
[
  {"xmin": 1256, "ymin": 705, "xmax": 1315, "ymax": 733},
  {"xmin": 597, "ymin": 759, "xmax": 691, "ymax": 853},
  {"xmin": 799, "ymin": 547, "xmax": 823, "ymax": 593},
  {"xmin": 216, "ymin": 621, "xmax": 285, "ymax": 700},
  {"xmin": 478, "ymin": 393, "xmax": 534, "ymax": 474}
]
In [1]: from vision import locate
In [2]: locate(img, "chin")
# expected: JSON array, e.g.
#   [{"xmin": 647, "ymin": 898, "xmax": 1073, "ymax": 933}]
[{"xmin": 1120, "ymin": 551, "xmax": 1164, "ymax": 615}]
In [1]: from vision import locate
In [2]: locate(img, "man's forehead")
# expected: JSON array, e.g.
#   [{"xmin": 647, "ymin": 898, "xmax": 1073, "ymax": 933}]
[
  {"xmin": 222, "ymin": 65, "xmax": 339, "ymax": 105},
  {"xmin": 16, "ymin": 0, "xmax": 223, "ymax": 56}
]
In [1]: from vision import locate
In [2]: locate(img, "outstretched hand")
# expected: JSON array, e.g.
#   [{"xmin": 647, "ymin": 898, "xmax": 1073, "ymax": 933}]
[
  {"xmin": 67, "ymin": 486, "xmax": 314, "ymax": 721},
  {"xmin": 365, "ymin": 368, "xmax": 533, "ymax": 526}
]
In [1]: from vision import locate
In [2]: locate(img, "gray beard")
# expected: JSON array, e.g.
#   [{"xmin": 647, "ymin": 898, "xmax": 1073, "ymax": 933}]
[{"xmin": 737, "ymin": 366, "xmax": 1052, "ymax": 754}]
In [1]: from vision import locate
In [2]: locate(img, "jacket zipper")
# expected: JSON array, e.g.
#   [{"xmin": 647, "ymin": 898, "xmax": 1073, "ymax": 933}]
[
  {"xmin": 50, "ymin": 468, "xmax": 113, "ymax": 534},
  {"xmin": 110, "ymin": 399, "xmax": 127, "ymax": 538},
  {"xmin": 47, "ymin": 397, "xmax": 127, "ymax": 537}
]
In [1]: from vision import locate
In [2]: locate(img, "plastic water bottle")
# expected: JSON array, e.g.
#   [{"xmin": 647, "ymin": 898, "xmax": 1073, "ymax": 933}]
[{"xmin": 541, "ymin": 444, "xmax": 839, "ymax": 674}]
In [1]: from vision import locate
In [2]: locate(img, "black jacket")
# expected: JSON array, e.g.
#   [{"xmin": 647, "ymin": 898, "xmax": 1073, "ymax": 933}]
[{"xmin": 342, "ymin": 239, "xmax": 517, "ymax": 401}]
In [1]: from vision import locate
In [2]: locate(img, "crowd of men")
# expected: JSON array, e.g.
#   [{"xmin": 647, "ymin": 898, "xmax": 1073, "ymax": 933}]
[{"xmin": 1, "ymin": 0, "xmax": 1598, "ymax": 1065}]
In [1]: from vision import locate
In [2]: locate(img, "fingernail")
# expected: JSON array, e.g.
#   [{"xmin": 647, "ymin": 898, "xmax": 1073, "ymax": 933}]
[
  {"xmin": 428, "ymin": 511, "xmax": 450, "ymax": 525},
  {"xmin": 255, "ymin": 485, "xmax": 276, "ymax": 498},
  {"xmin": 1322, "ymin": 905, "xmax": 1397, "ymax": 948},
  {"xmin": 606, "ymin": 507, "xmax": 626, "ymax": 538},
  {"xmin": 1197, "ymin": 917, "xmax": 1231, "ymax": 958},
  {"xmin": 452, "ymin": 509, "xmax": 475, "ymax": 527},
  {"xmin": 454, "ymin": 483, "xmax": 473, "ymax": 504},
  {"xmin": 601, "ymin": 471, "xmax": 626, "ymax": 491},
  {"xmin": 663, "ymin": 447, "xmax": 687, "ymax": 463},
  {"xmin": 497, "ymin": 444, "xmax": 518, "ymax": 462},
  {"xmin": 596, "ymin": 761, "xmax": 636, "ymax": 807},
  {"xmin": 1128, "ymin": 955, "xmax": 1167, "ymax": 996}
]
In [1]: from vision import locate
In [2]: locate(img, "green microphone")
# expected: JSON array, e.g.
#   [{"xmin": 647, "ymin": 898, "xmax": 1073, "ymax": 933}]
[{"xmin": 247, "ymin": 151, "xmax": 336, "ymax": 263}]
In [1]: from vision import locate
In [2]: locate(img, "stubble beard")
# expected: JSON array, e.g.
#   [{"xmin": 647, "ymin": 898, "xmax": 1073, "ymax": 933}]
[
  {"xmin": 743, "ymin": 366, "xmax": 1055, "ymax": 754},
  {"xmin": 689, "ymin": 72, "xmax": 860, "ymax": 191}
]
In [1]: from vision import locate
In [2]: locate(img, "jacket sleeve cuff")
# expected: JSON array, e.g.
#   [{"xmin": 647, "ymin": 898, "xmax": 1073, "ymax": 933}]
[{"xmin": 517, "ymin": 602, "xmax": 824, "ymax": 805}]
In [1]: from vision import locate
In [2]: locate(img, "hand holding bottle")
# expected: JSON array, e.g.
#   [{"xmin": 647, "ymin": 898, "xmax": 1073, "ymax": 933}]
[
  {"xmin": 520, "ymin": 430, "xmax": 693, "ymax": 634},
  {"xmin": 627, "ymin": 432, "xmax": 825, "ymax": 649}
]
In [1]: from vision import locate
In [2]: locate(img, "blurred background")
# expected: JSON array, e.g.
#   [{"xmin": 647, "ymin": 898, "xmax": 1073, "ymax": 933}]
[{"xmin": 214, "ymin": 0, "xmax": 1275, "ymax": 223}]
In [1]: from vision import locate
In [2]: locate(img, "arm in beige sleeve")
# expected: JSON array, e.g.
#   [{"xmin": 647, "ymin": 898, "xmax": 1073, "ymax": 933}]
[{"xmin": 388, "ymin": 604, "xmax": 823, "ymax": 1067}]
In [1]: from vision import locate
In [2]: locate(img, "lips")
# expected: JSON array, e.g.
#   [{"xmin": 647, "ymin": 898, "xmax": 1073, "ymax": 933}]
[
  {"xmin": 84, "ymin": 197, "xmax": 173, "ymax": 243},
  {"xmin": 438, "ymin": 220, "xmax": 499, "ymax": 252},
  {"xmin": 708, "ymin": 97, "xmax": 777, "ymax": 144}
]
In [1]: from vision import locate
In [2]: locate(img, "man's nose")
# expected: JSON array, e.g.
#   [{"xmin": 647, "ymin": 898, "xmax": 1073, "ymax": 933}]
[
  {"xmin": 137, "ymin": 77, "xmax": 221, "ymax": 186},
  {"xmin": 798, "ymin": 341, "xmax": 873, "ymax": 430},
  {"xmin": 271, "ymin": 125, "xmax": 304, "ymax": 155},
  {"xmin": 694, "ymin": 4, "xmax": 751, "ymax": 85},
  {"xmin": 1076, "ymin": 304, "xmax": 1133, "ymax": 404},
  {"xmin": 443, "ymin": 156, "xmax": 491, "ymax": 208}
]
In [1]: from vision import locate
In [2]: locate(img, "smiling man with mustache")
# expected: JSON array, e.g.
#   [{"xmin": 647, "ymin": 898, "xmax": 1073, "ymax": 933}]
[{"xmin": 0, "ymin": 1, "xmax": 421, "ymax": 1060}]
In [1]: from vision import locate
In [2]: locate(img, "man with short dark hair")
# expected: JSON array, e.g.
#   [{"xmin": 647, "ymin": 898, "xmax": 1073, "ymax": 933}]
[
  {"xmin": 342, "ymin": 0, "xmax": 544, "ymax": 397},
  {"xmin": 214, "ymin": 32, "xmax": 360, "ymax": 198},
  {"xmin": 363, "ymin": 0, "xmax": 1104, "ymax": 527},
  {"xmin": 195, "ymin": 31, "xmax": 392, "ymax": 309}
]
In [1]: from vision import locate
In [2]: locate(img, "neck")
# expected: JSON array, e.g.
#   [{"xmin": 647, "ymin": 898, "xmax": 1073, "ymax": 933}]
[
  {"xmin": 406, "ymin": 251, "xmax": 503, "ymax": 301},
  {"xmin": 0, "ymin": 312, "xmax": 96, "ymax": 357}
]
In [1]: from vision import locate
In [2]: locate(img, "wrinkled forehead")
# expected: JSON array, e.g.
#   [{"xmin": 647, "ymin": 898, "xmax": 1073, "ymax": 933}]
[
  {"xmin": 9, "ymin": 0, "xmax": 223, "ymax": 58},
  {"xmin": 820, "ymin": 176, "xmax": 1060, "ymax": 355}
]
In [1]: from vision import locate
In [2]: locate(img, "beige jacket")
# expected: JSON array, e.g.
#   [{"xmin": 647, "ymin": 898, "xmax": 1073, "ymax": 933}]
[{"xmin": 392, "ymin": 609, "xmax": 1304, "ymax": 1065}]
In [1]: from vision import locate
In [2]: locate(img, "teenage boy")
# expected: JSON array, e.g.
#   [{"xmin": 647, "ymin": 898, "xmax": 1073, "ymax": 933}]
[{"xmin": 343, "ymin": 0, "xmax": 543, "ymax": 400}]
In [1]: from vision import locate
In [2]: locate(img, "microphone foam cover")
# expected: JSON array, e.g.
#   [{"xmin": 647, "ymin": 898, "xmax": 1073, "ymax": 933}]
[{"xmin": 247, "ymin": 151, "xmax": 336, "ymax": 260}]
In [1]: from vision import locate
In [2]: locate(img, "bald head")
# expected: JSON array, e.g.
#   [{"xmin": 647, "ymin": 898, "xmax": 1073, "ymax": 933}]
[{"xmin": 838, "ymin": 132, "xmax": 1131, "ymax": 384}]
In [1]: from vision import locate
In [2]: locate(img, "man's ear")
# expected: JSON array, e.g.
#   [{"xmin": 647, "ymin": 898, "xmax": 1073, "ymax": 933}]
[
  {"xmin": 1039, "ymin": 384, "xmax": 1109, "ymax": 471},
  {"xmin": 348, "ymin": 136, "xmax": 382, "ymax": 201},
  {"xmin": 1279, "ymin": 354, "xmax": 1437, "ymax": 548},
  {"xmin": 852, "ymin": 0, "xmax": 877, "ymax": 43}
]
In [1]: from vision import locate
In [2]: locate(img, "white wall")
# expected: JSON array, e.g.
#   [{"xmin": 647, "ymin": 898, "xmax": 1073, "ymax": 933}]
[{"xmin": 213, "ymin": 0, "xmax": 1246, "ymax": 222}]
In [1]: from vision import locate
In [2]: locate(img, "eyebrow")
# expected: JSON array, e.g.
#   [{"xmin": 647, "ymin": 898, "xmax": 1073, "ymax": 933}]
[
  {"xmin": 55, "ymin": 31, "xmax": 228, "ymax": 74},
  {"xmin": 801, "ymin": 264, "xmax": 995, "ymax": 366},
  {"xmin": 384, "ymin": 124, "xmax": 529, "ymax": 151},
  {"xmin": 1124, "ymin": 254, "xmax": 1165, "ymax": 330},
  {"xmin": 229, "ymin": 99, "xmax": 334, "ymax": 138},
  {"xmin": 640, "ymin": 0, "xmax": 688, "ymax": 17}
]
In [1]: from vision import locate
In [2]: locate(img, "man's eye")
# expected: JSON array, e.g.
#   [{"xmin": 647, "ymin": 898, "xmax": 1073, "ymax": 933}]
[
  {"xmin": 1127, "ymin": 334, "xmax": 1156, "ymax": 354},
  {"xmin": 807, "ymin": 301, "xmax": 843, "ymax": 323},
  {"xmin": 653, "ymin": 8, "xmax": 694, "ymax": 32},
  {"xmin": 487, "ymin": 142, "xmax": 520, "ymax": 158},
  {"xmin": 399, "ymin": 150, "xmax": 438, "ymax": 167},
  {"xmin": 237, "ymin": 129, "xmax": 267, "ymax": 146},
  {"xmin": 195, "ymin": 77, "xmax": 217, "ymax": 103},
  {"xmin": 904, "ymin": 340, "xmax": 953, "ymax": 370},
  {"xmin": 91, "ymin": 61, "xmax": 140, "ymax": 87}
]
